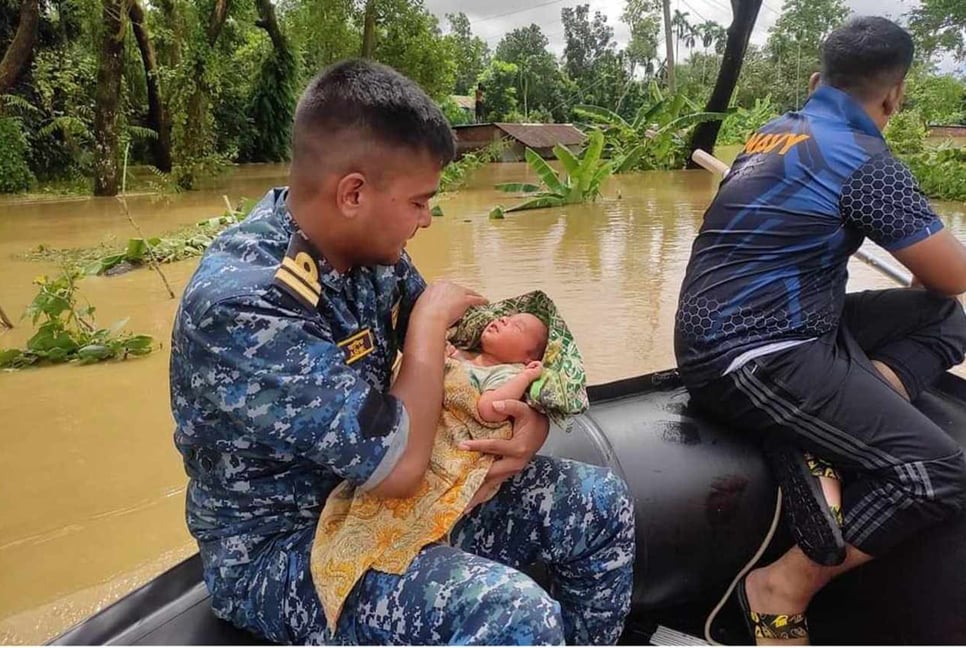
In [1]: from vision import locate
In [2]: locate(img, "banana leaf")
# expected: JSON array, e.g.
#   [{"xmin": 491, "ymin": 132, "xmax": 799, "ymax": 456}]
[
  {"xmin": 574, "ymin": 104, "xmax": 628, "ymax": 127},
  {"xmin": 504, "ymin": 195, "xmax": 567, "ymax": 213},
  {"xmin": 615, "ymin": 143, "xmax": 647, "ymax": 173},
  {"xmin": 524, "ymin": 148, "xmax": 565, "ymax": 194},
  {"xmin": 495, "ymin": 182, "xmax": 543, "ymax": 194},
  {"xmin": 553, "ymin": 144, "xmax": 581, "ymax": 179},
  {"xmin": 577, "ymin": 130, "xmax": 605, "ymax": 194}
]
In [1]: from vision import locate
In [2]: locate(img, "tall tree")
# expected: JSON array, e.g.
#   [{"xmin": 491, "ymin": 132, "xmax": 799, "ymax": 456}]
[
  {"xmin": 361, "ymin": 0, "xmax": 376, "ymax": 57},
  {"xmin": 662, "ymin": 0, "xmax": 675, "ymax": 91},
  {"xmin": 765, "ymin": 0, "xmax": 850, "ymax": 109},
  {"xmin": 368, "ymin": 0, "xmax": 455, "ymax": 99},
  {"xmin": 623, "ymin": 0, "xmax": 662, "ymax": 78},
  {"xmin": 128, "ymin": 0, "xmax": 172, "ymax": 172},
  {"xmin": 445, "ymin": 12, "xmax": 488, "ymax": 95},
  {"xmin": 494, "ymin": 24, "xmax": 564, "ymax": 120},
  {"xmin": 908, "ymin": 0, "xmax": 966, "ymax": 64},
  {"xmin": 687, "ymin": 0, "xmax": 763, "ymax": 162},
  {"xmin": 562, "ymin": 4, "xmax": 615, "ymax": 82},
  {"xmin": 0, "ymin": 0, "xmax": 40, "ymax": 96},
  {"xmin": 242, "ymin": 0, "xmax": 296, "ymax": 162},
  {"xmin": 93, "ymin": 0, "xmax": 127, "ymax": 196}
]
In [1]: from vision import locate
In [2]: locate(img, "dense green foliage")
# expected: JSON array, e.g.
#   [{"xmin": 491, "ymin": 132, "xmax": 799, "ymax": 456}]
[
  {"xmin": 575, "ymin": 84, "xmax": 728, "ymax": 171},
  {"xmin": 885, "ymin": 109, "xmax": 966, "ymax": 201},
  {"xmin": 0, "ymin": 272, "xmax": 154, "ymax": 369},
  {"xmin": 0, "ymin": 0, "xmax": 962, "ymax": 196}
]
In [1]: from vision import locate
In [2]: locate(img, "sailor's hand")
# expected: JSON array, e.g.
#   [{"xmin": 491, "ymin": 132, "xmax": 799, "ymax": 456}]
[
  {"xmin": 413, "ymin": 281, "xmax": 487, "ymax": 329},
  {"xmin": 460, "ymin": 399, "xmax": 549, "ymax": 509}
]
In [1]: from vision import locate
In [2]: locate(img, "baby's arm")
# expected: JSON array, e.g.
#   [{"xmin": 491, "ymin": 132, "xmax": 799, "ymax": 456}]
[{"xmin": 477, "ymin": 362, "xmax": 542, "ymax": 423}]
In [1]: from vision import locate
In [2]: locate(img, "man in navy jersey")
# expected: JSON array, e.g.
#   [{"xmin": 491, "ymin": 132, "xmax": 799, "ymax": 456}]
[{"xmin": 676, "ymin": 16, "xmax": 966, "ymax": 644}]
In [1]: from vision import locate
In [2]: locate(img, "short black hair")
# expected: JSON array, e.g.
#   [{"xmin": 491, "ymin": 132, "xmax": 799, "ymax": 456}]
[
  {"xmin": 292, "ymin": 59, "xmax": 455, "ymax": 168},
  {"xmin": 821, "ymin": 16, "xmax": 914, "ymax": 100}
]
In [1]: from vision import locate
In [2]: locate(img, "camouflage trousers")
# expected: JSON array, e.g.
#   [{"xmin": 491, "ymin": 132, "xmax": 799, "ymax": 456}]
[{"xmin": 221, "ymin": 456, "xmax": 635, "ymax": 645}]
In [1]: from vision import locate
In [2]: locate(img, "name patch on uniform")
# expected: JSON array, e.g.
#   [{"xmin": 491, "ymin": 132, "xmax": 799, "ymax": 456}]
[
  {"xmin": 338, "ymin": 329, "xmax": 375, "ymax": 365},
  {"xmin": 273, "ymin": 232, "xmax": 322, "ymax": 309}
]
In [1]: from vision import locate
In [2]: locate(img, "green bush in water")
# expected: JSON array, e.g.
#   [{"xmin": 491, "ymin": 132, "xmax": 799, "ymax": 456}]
[
  {"xmin": 25, "ymin": 197, "xmax": 256, "ymax": 275},
  {"xmin": 0, "ymin": 272, "xmax": 154, "ymax": 369},
  {"xmin": 0, "ymin": 117, "xmax": 35, "ymax": 193},
  {"xmin": 490, "ymin": 129, "xmax": 612, "ymax": 213},
  {"xmin": 717, "ymin": 96, "xmax": 780, "ymax": 146},
  {"xmin": 904, "ymin": 144, "xmax": 966, "ymax": 202},
  {"xmin": 885, "ymin": 109, "xmax": 928, "ymax": 155}
]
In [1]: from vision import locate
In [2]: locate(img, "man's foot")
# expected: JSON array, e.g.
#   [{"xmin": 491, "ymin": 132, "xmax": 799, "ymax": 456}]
[{"xmin": 742, "ymin": 568, "xmax": 810, "ymax": 645}]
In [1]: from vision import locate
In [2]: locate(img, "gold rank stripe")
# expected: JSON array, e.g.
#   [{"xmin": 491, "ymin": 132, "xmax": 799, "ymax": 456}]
[
  {"xmin": 274, "ymin": 265, "xmax": 321, "ymax": 307},
  {"xmin": 282, "ymin": 256, "xmax": 322, "ymax": 294}
]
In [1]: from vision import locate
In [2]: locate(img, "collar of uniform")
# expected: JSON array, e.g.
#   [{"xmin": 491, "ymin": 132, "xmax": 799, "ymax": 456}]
[
  {"xmin": 274, "ymin": 187, "xmax": 345, "ymax": 292},
  {"xmin": 802, "ymin": 85, "xmax": 883, "ymax": 140}
]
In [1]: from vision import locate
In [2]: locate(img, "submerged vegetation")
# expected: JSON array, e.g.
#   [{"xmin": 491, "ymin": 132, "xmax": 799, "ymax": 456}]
[
  {"xmin": 886, "ymin": 110, "xmax": 966, "ymax": 202},
  {"xmin": 490, "ymin": 130, "xmax": 613, "ymax": 217},
  {"xmin": 23, "ymin": 197, "xmax": 255, "ymax": 276},
  {"xmin": 0, "ymin": 272, "xmax": 154, "ymax": 369}
]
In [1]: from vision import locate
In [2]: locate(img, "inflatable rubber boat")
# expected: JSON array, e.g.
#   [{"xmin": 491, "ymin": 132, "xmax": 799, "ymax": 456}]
[{"xmin": 49, "ymin": 369, "xmax": 966, "ymax": 645}]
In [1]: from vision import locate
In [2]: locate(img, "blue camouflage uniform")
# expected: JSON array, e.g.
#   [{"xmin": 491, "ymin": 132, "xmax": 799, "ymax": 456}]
[{"xmin": 170, "ymin": 187, "xmax": 636, "ymax": 645}]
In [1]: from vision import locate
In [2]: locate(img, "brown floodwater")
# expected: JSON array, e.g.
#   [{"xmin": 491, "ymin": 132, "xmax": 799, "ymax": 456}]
[{"xmin": 1, "ymin": 160, "xmax": 964, "ymax": 643}]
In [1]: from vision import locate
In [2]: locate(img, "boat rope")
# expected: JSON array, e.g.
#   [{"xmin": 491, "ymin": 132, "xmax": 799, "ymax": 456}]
[{"xmin": 703, "ymin": 486, "xmax": 783, "ymax": 645}]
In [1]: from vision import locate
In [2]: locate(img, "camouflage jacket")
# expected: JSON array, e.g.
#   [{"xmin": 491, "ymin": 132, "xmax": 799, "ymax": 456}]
[{"xmin": 169, "ymin": 187, "xmax": 425, "ymax": 580}]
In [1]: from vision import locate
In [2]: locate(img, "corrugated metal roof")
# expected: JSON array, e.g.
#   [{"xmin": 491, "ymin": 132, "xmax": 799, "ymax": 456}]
[
  {"xmin": 451, "ymin": 95, "xmax": 475, "ymax": 110},
  {"xmin": 494, "ymin": 123, "xmax": 586, "ymax": 148}
]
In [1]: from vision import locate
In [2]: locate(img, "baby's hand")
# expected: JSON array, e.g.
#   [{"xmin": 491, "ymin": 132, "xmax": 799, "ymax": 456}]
[
  {"xmin": 523, "ymin": 360, "xmax": 543, "ymax": 381},
  {"xmin": 445, "ymin": 342, "xmax": 459, "ymax": 358}
]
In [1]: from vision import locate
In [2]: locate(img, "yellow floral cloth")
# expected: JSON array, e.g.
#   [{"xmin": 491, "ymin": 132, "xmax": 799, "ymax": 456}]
[{"xmin": 310, "ymin": 356, "xmax": 511, "ymax": 631}]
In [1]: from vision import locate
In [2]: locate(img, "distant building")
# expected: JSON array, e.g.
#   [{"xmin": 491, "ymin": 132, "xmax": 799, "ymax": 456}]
[
  {"xmin": 449, "ymin": 95, "xmax": 476, "ymax": 122},
  {"xmin": 928, "ymin": 124, "xmax": 966, "ymax": 139},
  {"xmin": 452, "ymin": 123, "xmax": 586, "ymax": 161}
]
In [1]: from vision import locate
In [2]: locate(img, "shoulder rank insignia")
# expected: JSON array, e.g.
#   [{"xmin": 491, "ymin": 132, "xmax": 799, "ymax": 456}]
[
  {"xmin": 338, "ymin": 329, "xmax": 375, "ymax": 364},
  {"xmin": 273, "ymin": 231, "xmax": 322, "ymax": 309}
]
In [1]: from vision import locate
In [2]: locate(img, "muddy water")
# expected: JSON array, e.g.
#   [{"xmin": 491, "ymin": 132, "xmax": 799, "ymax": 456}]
[{"xmin": 1, "ymin": 162, "xmax": 964, "ymax": 643}]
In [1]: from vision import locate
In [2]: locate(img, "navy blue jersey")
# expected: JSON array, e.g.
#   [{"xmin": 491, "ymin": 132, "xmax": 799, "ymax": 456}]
[{"xmin": 675, "ymin": 86, "xmax": 943, "ymax": 384}]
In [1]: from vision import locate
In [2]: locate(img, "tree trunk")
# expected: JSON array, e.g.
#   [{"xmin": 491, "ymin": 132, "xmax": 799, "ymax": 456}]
[
  {"xmin": 662, "ymin": 0, "xmax": 675, "ymax": 92},
  {"xmin": 129, "ymin": 0, "xmax": 172, "ymax": 172},
  {"xmin": 93, "ymin": 0, "xmax": 127, "ymax": 196},
  {"xmin": 254, "ymin": 0, "xmax": 285, "ymax": 50},
  {"xmin": 361, "ymin": 0, "xmax": 377, "ymax": 58},
  {"xmin": 156, "ymin": 0, "xmax": 181, "ymax": 67},
  {"xmin": 687, "ymin": 0, "xmax": 762, "ymax": 165},
  {"xmin": 208, "ymin": 0, "xmax": 230, "ymax": 46},
  {"xmin": 0, "ymin": 0, "xmax": 40, "ymax": 96}
]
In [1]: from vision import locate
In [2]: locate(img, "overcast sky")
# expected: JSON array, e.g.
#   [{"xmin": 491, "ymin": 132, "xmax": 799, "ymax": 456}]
[{"xmin": 424, "ymin": 0, "xmax": 961, "ymax": 74}]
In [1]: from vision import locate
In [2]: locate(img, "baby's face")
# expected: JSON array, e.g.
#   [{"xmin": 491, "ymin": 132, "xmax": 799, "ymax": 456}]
[{"xmin": 480, "ymin": 313, "xmax": 548, "ymax": 364}]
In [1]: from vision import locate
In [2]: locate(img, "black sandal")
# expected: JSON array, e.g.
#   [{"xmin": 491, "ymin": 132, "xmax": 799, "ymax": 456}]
[
  {"xmin": 763, "ymin": 442, "xmax": 846, "ymax": 566},
  {"xmin": 736, "ymin": 576, "xmax": 810, "ymax": 642}
]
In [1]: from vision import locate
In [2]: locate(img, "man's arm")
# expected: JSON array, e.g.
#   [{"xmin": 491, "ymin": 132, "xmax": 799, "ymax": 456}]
[
  {"xmin": 841, "ymin": 154, "xmax": 966, "ymax": 296},
  {"xmin": 892, "ymin": 231, "xmax": 966, "ymax": 296},
  {"xmin": 376, "ymin": 281, "xmax": 487, "ymax": 498}
]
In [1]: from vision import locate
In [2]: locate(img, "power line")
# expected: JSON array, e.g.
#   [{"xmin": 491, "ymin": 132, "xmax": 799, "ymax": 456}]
[{"xmin": 471, "ymin": 0, "xmax": 570, "ymax": 26}]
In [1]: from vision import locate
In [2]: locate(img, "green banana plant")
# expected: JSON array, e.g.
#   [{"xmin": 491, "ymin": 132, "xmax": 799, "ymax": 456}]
[
  {"xmin": 574, "ymin": 83, "xmax": 730, "ymax": 172},
  {"xmin": 489, "ymin": 130, "xmax": 613, "ymax": 217}
]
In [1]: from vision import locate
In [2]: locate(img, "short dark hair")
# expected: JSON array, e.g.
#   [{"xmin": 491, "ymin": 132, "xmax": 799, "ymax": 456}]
[
  {"xmin": 821, "ymin": 16, "xmax": 914, "ymax": 100},
  {"xmin": 292, "ymin": 59, "xmax": 455, "ymax": 168}
]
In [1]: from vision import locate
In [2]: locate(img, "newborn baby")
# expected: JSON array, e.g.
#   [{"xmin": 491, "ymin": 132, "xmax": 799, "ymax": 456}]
[{"xmin": 447, "ymin": 313, "xmax": 549, "ymax": 422}]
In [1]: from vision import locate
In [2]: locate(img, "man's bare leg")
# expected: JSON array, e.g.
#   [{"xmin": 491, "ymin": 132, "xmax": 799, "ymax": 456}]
[
  {"xmin": 743, "ymin": 359, "xmax": 907, "ymax": 644},
  {"xmin": 872, "ymin": 360, "xmax": 911, "ymax": 401},
  {"xmin": 744, "ymin": 544, "xmax": 874, "ymax": 645}
]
